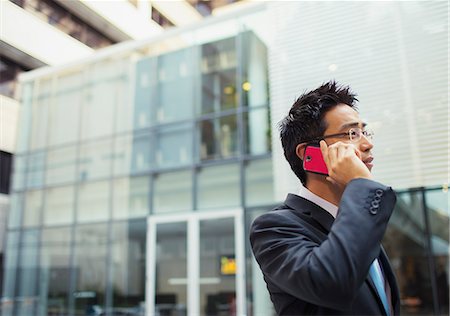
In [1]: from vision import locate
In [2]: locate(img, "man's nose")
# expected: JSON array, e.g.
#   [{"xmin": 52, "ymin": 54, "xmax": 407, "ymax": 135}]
[{"xmin": 359, "ymin": 135, "xmax": 373, "ymax": 151}]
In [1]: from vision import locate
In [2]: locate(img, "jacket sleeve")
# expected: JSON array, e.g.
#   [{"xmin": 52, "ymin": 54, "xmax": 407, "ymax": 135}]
[{"xmin": 249, "ymin": 178, "xmax": 396, "ymax": 310}]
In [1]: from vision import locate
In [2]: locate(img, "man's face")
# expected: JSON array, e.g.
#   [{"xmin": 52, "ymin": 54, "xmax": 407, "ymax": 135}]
[{"xmin": 322, "ymin": 104, "xmax": 374, "ymax": 171}]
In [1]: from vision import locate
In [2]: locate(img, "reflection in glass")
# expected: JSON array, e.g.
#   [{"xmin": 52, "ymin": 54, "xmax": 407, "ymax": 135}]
[
  {"xmin": 383, "ymin": 191, "xmax": 435, "ymax": 315},
  {"xmin": 23, "ymin": 190, "xmax": 43, "ymax": 227},
  {"xmin": 73, "ymin": 224, "xmax": 108, "ymax": 315},
  {"xmin": 78, "ymin": 139, "xmax": 112, "ymax": 181},
  {"xmin": 153, "ymin": 170, "xmax": 192, "ymax": 213},
  {"xmin": 244, "ymin": 108, "xmax": 271, "ymax": 156},
  {"xmin": 245, "ymin": 159, "xmax": 274, "ymax": 207},
  {"xmin": 77, "ymin": 181, "xmax": 110, "ymax": 223},
  {"xmin": 426, "ymin": 189, "xmax": 449, "ymax": 314},
  {"xmin": 200, "ymin": 218, "xmax": 236, "ymax": 316},
  {"xmin": 155, "ymin": 222, "xmax": 188, "ymax": 315},
  {"xmin": 39, "ymin": 227, "xmax": 72, "ymax": 316},
  {"xmin": 112, "ymin": 177, "xmax": 149, "ymax": 219},
  {"xmin": 110, "ymin": 221, "xmax": 146, "ymax": 312},
  {"xmin": 44, "ymin": 186, "xmax": 75, "ymax": 226},
  {"xmin": 155, "ymin": 123, "xmax": 193, "ymax": 168},
  {"xmin": 16, "ymin": 229, "xmax": 39, "ymax": 316},
  {"xmin": 46, "ymin": 146, "xmax": 77, "ymax": 186},
  {"xmin": 197, "ymin": 164, "xmax": 240, "ymax": 210}
]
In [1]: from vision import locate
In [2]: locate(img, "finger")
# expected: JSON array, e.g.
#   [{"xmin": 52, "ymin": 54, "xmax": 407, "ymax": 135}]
[{"xmin": 319, "ymin": 140, "xmax": 329, "ymax": 165}]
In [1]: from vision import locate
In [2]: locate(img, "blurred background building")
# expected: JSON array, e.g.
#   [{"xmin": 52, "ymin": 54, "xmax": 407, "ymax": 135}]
[{"xmin": 1, "ymin": 1, "xmax": 448, "ymax": 316}]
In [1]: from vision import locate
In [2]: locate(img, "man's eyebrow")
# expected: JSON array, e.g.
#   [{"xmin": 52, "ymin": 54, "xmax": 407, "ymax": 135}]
[{"xmin": 339, "ymin": 121, "xmax": 367, "ymax": 131}]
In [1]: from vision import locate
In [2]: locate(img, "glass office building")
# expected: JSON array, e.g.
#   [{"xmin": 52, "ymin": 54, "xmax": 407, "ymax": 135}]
[
  {"xmin": 2, "ymin": 2, "xmax": 449, "ymax": 316},
  {"xmin": 3, "ymin": 7, "xmax": 275, "ymax": 315}
]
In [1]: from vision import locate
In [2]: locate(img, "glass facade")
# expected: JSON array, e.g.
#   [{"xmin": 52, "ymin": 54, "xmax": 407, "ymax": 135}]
[{"xmin": 3, "ymin": 23, "xmax": 274, "ymax": 315}]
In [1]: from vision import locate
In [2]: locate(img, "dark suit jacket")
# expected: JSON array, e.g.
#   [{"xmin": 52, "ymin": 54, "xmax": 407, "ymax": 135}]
[{"xmin": 250, "ymin": 178, "xmax": 400, "ymax": 315}]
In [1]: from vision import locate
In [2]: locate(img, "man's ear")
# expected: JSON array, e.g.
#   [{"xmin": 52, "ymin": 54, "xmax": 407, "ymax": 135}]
[{"xmin": 295, "ymin": 143, "xmax": 307, "ymax": 160}]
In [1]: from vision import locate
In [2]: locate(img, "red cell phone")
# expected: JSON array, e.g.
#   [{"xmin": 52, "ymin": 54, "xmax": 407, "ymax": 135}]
[{"xmin": 303, "ymin": 144, "xmax": 328, "ymax": 175}]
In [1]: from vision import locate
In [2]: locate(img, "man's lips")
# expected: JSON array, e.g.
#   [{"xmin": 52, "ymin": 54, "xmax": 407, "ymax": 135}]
[{"xmin": 363, "ymin": 156, "xmax": 374, "ymax": 168}]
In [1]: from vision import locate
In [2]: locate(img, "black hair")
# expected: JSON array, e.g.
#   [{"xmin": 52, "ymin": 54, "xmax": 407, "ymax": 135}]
[{"xmin": 278, "ymin": 80, "xmax": 358, "ymax": 186}]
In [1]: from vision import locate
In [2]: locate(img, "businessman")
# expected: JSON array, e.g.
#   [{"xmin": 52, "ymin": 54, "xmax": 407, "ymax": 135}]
[{"xmin": 250, "ymin": 81, "xmax": 399, "ymax": 315}]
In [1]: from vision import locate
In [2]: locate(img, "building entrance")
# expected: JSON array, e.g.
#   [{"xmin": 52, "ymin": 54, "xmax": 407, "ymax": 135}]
[{"xmin": 146, "ymin": 209, "xmax": 246, "ymax": 316}]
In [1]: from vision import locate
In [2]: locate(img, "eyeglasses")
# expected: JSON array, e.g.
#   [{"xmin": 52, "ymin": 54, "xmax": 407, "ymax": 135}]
[{"xmin": 306, "ymin": 127, "xmax": 374, "ymax": 143}]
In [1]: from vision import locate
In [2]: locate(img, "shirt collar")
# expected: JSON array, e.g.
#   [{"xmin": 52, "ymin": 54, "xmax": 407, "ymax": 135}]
[{"xmin": 299, "ymin": 186, "xmax": 339, "ymax": 218}]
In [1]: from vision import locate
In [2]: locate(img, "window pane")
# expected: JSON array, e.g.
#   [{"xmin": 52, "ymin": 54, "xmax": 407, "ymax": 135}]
[
  {"xmin": 46, "ymin": 146, "xmax": 77, "ymax": 186},
  {"xmin": 2, "ymin": 231, "xmax": 20, "ymax": 316},
  {"xmin": 12, "ymin": 155, "xmax": 26, "ymax": 191},
  {"xmin": 30, "ymin": 96, "xmax": 49, "ymax": 150},
  {"xmin": 200, "ymin": 218, "xmax": 236, "ymax": 316},
  {"xmin": 48, "ymin": 72, "xmax": 82, "ymax": 146},
  {"xmin": 44, "ymin": 186, "xmax": 75, "ymax": 226},
  {"xmin": 39, "ymin": 227, "xmax": 72, "ymax": 316},
  {"xmin": 241, "ymin": 32, "xmax": 269, "ymax": 108},
  {"xmin": 219, "ymin": 115, "xmax": 238, "ymax": 158},
  {"xmin": 81, "ymin": 61, "xmax": 125, "ymax": 140},
  {"xmin": 77, "ymin": 181, "xmax": 110, "ymax": 223},
  {"xmin": 26, "ymin": 151, "xmax": 45, "ymax": 188},
  {"xmin": 134, "ymin": 57, "xmax": 157, "ymax": 130},
  {"xmin": 73, "ymin": 224, "xmax": 108, "ymax": 315},
  {"xmin": 80, "ymin": 81, "xmax": 115, "ymax": 140},
  {"xmin": 245, "ymin": 159, "xmax": 274, "ymax": 207},
  {"xmin": 383, "ymin": 191, "xmax": 437, "ymax": 315},
  {"xmin": 197, "ymin": 164, "xmax": 240, "ymax": 210},
  {"xmin": 155, "ymin": 48, "xmax": 195, "ymax": 124},
  {"xmin": 113, "ymin": 133, "xmax": 152, "ymax": 176},
  {"xmin": 7, "ymin": 193, "xmax": 23, "ymax": 229},
  {"xmin": 201, "ymin": 38, "xmax": 237, "ymax": 114},
  {"xmin": 244, "ymin": 108, "xmax": 271, "ymax": 155},
  {"xmin": 199, "ymin": 115, "xmax": 238, "ymax": 161},
  {"xmin": 426, "ymin": 189, "xmax": 449, "ymax": 313},
  {"xmin": 23, "ymin": 190, "xmax": 43, "ymax": 227},
  {"xmin": 153, "ymin": 170, "xmax": 192, "ymax": 213},
  {"xmin": 16, "ymin": 83, "xmax": 33, "ymax": 154},
  {"xmin": 110, "ymin": 221, "xmax": 146, "ymax": 312},
  {"xmin": 112, "ymin": 177, "xmax": 149, "ymax": 219},
  {"xmin": 16, "ymin": 229, "xmax": 40, "ymax": 316},
  {"xmin": 78, "ymin": 139, "xmax": 112, "ymax": 181},
  {"xmin": 155, "ymin": 124, "xmax": 193, "ymax": 168},
  {"xmin": 155, "ymin": 222, "xmax": 188, "ymax": 315}
]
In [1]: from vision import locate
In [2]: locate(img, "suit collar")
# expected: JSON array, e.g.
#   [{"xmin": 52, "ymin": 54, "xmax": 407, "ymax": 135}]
[{"xmin": 284, "ymin": 193, "xmax": 335, "ymax": 232}]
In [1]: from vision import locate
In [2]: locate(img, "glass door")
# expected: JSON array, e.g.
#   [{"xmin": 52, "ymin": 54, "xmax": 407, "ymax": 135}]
[{"xmin": 146, "ymin": 209, "xmax": 245, "ymax": 316}]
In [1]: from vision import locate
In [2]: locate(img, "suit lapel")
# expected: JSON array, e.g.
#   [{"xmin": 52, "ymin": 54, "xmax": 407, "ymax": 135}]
[{"xmin": 284, "ymin": 193, "xmax": 335, "ymax": 234}]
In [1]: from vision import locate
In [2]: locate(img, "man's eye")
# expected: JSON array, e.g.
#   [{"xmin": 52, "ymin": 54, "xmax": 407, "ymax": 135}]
[{"xmin": 349, "ymin": 130, "xmax": 358, "ymax": 137}]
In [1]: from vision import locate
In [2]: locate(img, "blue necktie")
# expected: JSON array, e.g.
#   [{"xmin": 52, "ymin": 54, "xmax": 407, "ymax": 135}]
[{"xmin": 369, "ymin": 261, "xmax": 390, "ymax": 316}]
